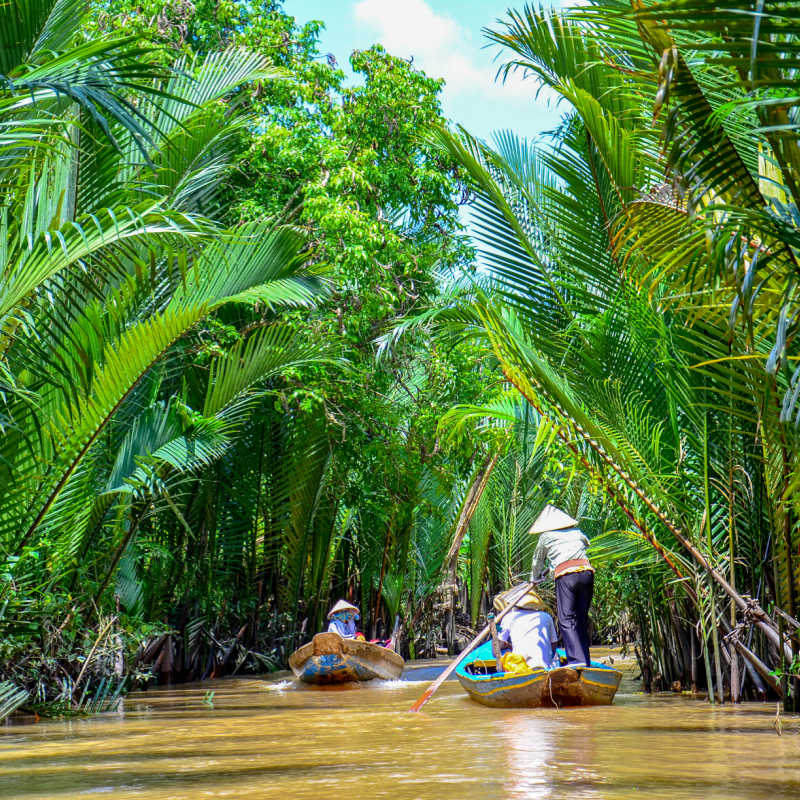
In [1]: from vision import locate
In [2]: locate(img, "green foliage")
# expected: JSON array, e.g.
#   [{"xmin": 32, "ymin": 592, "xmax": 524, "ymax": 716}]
[
  {"xmin": 0, "ymin": 681, "xmax": 28, "ymax": 722},
  {"xmin": 390, "ymin": 0, "xmax": 800, "ymax": 698},
  {"xmin": 0, "ymin": 0, "xmax": 334, "ymax": 705},
  {"xmin": 9, "ymin": 0, "xmax": 798, "ymax": 712},
  {"xmin": 0, "ymin": 0, "xmax": 496, "ymax": 708}
]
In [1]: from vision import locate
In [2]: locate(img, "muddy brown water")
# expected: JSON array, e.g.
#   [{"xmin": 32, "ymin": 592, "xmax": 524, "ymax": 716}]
[{"xmin": 1, "ymin": 649, "xmax": 798, "ymax": 799}]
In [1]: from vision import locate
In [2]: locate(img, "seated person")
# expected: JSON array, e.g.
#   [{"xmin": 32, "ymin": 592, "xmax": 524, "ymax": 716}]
[
  {"xmin": 326, "ymin": 599, "xmax": 360, "ymax": 638},
  {"xmin": 495, "ymin": 586, "xmax": 559, "ymax": 670}
]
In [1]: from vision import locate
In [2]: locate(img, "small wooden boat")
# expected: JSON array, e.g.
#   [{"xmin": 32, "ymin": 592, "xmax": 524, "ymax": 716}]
[
  {"xmin": 456, "ymin": 642, "xmax": 622, "ymax": 708},
  {"xmin": 288, "ymin": 631, "xmax": 404, "ymax": 685}
]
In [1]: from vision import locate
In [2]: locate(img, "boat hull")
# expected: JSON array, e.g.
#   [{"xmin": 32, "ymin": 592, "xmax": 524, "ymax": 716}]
[
  {"xmin": 289, "ymin": 632, "xmax": 404, "ymax": 685},
  {"xmin": 456, "ymin": 642, "xmax": 622, "ymax": 708}
]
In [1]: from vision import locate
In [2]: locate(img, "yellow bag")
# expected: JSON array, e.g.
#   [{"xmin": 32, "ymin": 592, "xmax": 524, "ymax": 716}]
[{"xmin": 501, "ymin": 652, "xmax": 532, "ymax": 675}]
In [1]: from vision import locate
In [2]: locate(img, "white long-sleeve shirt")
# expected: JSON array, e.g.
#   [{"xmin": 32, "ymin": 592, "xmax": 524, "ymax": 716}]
[
  {"xmin": 498, "ymin": 609, "xmax": 558, "ymax": 669},
  {"xmin": 531, "ymin": 527, "xmax": 591, "ymax": 581}
]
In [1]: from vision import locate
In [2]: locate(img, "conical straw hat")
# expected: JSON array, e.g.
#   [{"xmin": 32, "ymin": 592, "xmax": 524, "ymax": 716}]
[
  {"xmin": 327, "ymin": 599, "xmax": 359, "ymax": 619},
  {"xmin": 493, "ymin": 585, "xmax": 551, "ymax": 614},
  {"xmin": 529, "ymin": 504, "xmax": 578, "ymax": 535}
]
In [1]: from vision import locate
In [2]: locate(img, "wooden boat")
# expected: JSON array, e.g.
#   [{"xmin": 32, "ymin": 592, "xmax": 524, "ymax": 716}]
[
  {"xmin": 456, "ymin": 642, "xmax": 622, "ymax": 708},
  {"xmin": 288, "ymin": 631, "xmax": 404, "ymax": 685}
]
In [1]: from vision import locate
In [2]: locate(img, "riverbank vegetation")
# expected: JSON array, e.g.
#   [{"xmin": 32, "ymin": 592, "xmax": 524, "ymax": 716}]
[{"xmin": 1, "ymin": 0, "xmax": 799, "ymax": 718}]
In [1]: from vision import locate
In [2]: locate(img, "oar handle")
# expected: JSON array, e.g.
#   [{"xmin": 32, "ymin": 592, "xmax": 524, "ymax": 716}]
[{"xmin": 408, "ymin": 581, "xmax": 533, "ymax": 713}]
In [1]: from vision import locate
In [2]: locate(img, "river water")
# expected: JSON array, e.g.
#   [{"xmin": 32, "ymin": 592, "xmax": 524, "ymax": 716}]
[{"xmin": 1, "ymin": 651, "xmax": 798, "ymax": 799}]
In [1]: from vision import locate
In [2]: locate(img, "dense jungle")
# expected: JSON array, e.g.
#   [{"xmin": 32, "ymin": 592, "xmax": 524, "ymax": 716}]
[{"xmin": 1, "ymin": 0, "xmax": 800, "ymax": 723}]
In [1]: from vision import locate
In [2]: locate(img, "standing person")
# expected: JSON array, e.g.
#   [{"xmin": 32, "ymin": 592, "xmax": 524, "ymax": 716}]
[
  {"xmin": 326, "ymin": 600, "xmax": 360, "ymax": 639},
  {"xmin": 530, "ymin": 505, "xmax": 594, "ymax": 667},
  {"xmin": 495, "ymin": 586, "xmax": 559, "ymax": 670}
]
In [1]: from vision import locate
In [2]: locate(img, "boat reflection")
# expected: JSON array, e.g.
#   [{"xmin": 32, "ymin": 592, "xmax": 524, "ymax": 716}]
[{"xmin": 499, "ymin": 710, "xmax": 600, "ymax": 799}]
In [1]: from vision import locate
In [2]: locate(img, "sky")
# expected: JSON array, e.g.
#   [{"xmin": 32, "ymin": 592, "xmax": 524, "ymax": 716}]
[{"xmin": 285, "ymin": 0, "xmax": 566, "ymax": 142}]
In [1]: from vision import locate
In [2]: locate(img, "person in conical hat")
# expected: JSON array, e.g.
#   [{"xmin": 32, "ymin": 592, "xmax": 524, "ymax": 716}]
[
  {"xmin": 326, "ymin": 599, "xmax": 360, "ymax": 639},
  {"xmin": 493, "ymin": 584, "xmax": 559, "ymax": 669},
  {"xmin": 493, "ymin": 586, "xmax": 552, "ymax": 615},
  {"xmin": 529, "ymin": 504, "xmax": 595, "ymax": 668}
]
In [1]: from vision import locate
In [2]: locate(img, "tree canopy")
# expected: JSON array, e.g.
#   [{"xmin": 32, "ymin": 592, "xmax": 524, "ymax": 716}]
[{"xmin": 1, "ymin": 0, "xmax": 799, "ymax": 716}]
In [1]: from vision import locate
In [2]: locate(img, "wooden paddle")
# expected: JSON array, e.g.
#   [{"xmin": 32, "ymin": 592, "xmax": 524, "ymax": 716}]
[{"xmin": 408, "ymin": 581, "xmax": 534, "ymax": 712}]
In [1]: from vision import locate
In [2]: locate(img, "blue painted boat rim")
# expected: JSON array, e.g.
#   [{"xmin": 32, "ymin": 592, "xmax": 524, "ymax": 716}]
[
  {"xmin": 456, "ymin": 641, "xmax": 623, "ymax": 683},
  {"xmin": 289, "ymin": 632, "xmax": 404, "ymax": 683}
]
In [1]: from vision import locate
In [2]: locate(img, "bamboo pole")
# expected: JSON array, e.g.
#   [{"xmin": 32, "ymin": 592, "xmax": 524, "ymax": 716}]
[
  {"xmin": 697, "ymin": 577, "xmax": 716, "ymax": 704},
  {"xmin": 728, "ymin": 457, "xmax": 740, "ymax": 702},
  {"xmin": 702, "ymin": 415, "xmax": 725, "ymax": 705},
  {"xmin": 445, "ymin": 452, "xmax": 500, "ymax": 568},
  {"xmin": 441, "ymin": 451, "xmax": 499, "ymax": 653},
  {"xmin": 779, "ymin": 615, "xmax": 788, "ymax": 709}
]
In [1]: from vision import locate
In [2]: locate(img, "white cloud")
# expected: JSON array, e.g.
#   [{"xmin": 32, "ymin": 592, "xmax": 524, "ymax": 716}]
[
  {"xmin": 352, "ymin": 0, "xmax": 557, "ymax": 111},
  {"xmin": 354, "ymin": 0, "xmax": 458, "ymax": 56}
]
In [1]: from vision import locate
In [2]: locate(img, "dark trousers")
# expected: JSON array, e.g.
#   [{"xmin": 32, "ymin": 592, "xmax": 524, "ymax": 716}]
[{"xmin": 555, "ymin": 570, "xmax": 594, "ymax": 666}]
